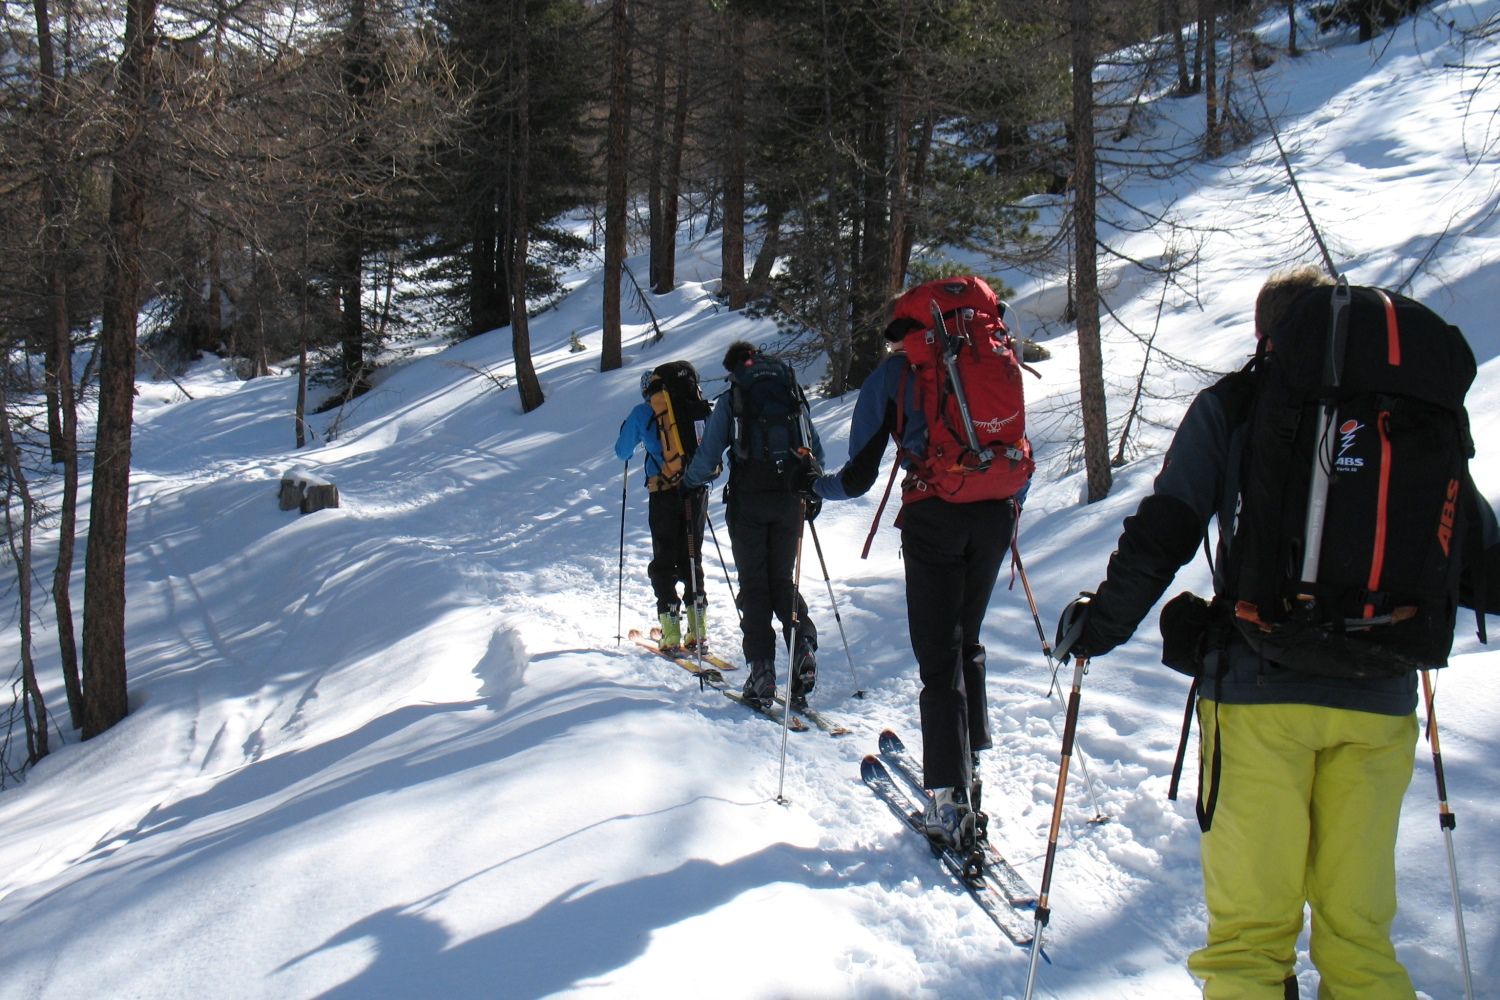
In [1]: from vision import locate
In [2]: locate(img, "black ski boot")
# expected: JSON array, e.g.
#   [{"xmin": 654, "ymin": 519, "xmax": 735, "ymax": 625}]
[
  {"xmin": 743, "ymin": 660, "xmax": 775, "ymax": 708},
  {"xmin": 971, "ymin": 752, "xmax": 989, "ymax": 844},
  {"xmin": 790, "ymin": 635, "xmax": 817, "ymax": 709}
]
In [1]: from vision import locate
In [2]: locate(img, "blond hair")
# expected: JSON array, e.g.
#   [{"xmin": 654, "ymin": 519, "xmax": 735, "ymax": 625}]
[{"xmin": 1255, "ymin": 265, "xmax": 1333, "ymax": 339}]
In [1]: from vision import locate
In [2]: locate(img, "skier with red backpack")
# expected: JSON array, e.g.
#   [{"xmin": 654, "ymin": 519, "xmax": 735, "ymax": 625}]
[
  {"xmin": 1053, "ymin": 266, "xmax": 1500, "ymax": 999},
  {"xmin": 812, "ymin": 276, "xmax": 1035, "ymax": 852}
]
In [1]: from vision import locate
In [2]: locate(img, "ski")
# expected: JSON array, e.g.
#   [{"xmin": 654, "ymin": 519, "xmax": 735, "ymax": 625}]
[
  {"xmin": 630, "ymin": 632, "xmax": 808, "ymax": 732},
  {"xmin": 629, "ymin": 632, "xmax": 725, "ymax": 685},
  {"xmin": 722, "ymin": 690, "xmax": 809, "ymax": 732},
  {"xmin": 647, "ymin": 626, "xmax": 737, "ymax": 670},
  {"xmin": 861, "ymin": 755, "xmax": 1035, "ymax": 948},
  {"xmin": 878, "ymin": 729, "xmax": 1038, "ymax": 909},
  {"xmin": 773, "ymin": 695, "xmax": 851, "ymax": 737}
]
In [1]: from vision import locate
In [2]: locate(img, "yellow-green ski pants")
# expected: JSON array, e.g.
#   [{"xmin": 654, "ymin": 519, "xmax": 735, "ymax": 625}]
[{"xmin": 1189, "ymin": 700, "xmax": 1418, "ymax": 1000}]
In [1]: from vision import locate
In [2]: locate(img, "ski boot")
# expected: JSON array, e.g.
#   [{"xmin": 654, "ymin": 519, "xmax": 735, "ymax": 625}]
[
  {"xmin": 923, "ymin": 786, "xmax": 978, "ymax": 855},
  {"xmin": 970, "ymin": 752, "xmax": 989, "ymax": 844},
  {"xmin": 789, "ymin": 635, "xmax": 817, "ymax": 709},
  {"xmin": 683, "ymin": 603, "xmax": 706, "ymax": 651},
  {"xmin": 657, "ymin": 604, "xmax": 683, "ymax": 650},
  {"xmin": 742, "ymin": 660, "xmax": 775, "ymax": 708}
]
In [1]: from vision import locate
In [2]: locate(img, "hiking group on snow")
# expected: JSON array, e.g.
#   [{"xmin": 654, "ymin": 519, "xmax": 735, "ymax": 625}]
[{"xmin": 615, "ymin": 269, "xmax": 1500, "ymax": 999}]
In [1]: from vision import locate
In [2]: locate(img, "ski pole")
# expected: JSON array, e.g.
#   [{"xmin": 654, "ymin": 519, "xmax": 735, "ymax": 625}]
[
  {"xmin": 1024, "ymin": 655, "xmax": 1089, "ymax": 1000},
  {"xmin": 704, "ymin": 507, "xmax": 741, "ymax": 619},
  {"xmin": 806, "ymin": 519, "xmax": 865, "ymax": 698},
  {"xmin": 776, "ymin": 497, "xmax": 809, "ymax": 806},
  {"xmin": 616, "ymin": 460, "xmax": 628, "ymax": 645},
  {"xmin": 1012, "ymin": 537, "xmax": 1107, "ymax": 823},
  {"xmin": 1421, "ymin": 669, "xmax": 1475, "ymax": 1000},
  {"xmin": 684, "ymin": 488, "xmax": 707, "ymax": 672}
]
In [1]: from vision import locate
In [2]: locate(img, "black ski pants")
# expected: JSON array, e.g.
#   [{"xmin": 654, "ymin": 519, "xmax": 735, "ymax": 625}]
[
  {"xmin": 726, "ymin": 487, "xmax": 814, "ymax": 665},
  {"xmin": 647, "ymin": 487, "xmax": 705, "ymax": 614},
  {"xmin": 899, "ymin": 497, "xmax": 1016, "ymax": 791}
]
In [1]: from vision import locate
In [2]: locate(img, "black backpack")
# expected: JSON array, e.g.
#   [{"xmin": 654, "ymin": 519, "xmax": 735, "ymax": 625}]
[
  {"xmin": 1223, "ymin": 279, "xmax": 1481, "ymax": 677},
  {"xmin": 728, "ymin": 351, "xmax": 810, "ymax": 491},
  {"xmin": 643, "ymin": 361, "xmax": 713, "ymax": 489}
]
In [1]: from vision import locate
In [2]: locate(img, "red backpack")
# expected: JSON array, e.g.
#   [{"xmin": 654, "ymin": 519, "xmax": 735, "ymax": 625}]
[{"xmin": 891, "ymin": 276, "xmax": 1034, "ymax": 504}]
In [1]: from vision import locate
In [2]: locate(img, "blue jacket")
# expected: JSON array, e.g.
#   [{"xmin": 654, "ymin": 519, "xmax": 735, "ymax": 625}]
[
  {"xmin": 812, "ymin": 356, "xmax": 924, "ymax": 502},
  {"xmin": 615, "ymin": 402, "xmax": 665, "ymax": 485},
  {"xmin": 683, "ymin": 386, "xmax": 826, "ymax": 490}
]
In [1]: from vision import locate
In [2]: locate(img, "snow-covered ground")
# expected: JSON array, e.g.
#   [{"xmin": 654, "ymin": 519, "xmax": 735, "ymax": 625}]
[{"xmin": 2, "ymin": 4, "xmax": 1499, "ymax": 997}]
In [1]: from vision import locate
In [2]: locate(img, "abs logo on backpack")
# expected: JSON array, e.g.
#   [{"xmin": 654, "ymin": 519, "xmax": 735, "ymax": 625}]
[
  {"xmin": 888, "ymin": 276, "xmax": 1036, "ymax": 503},
  {"xmin": 1335, "ymin": 418, "xmax": 1365, "ymax": 470}
]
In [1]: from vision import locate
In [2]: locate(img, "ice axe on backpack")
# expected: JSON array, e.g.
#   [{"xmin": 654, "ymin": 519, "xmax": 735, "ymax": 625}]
[
  {"xmin": 1293, "ymin": 276, "xmax": 1351, "ymax": 616},
  {"xmin": 929, "ymin": 299, "xmax": 995, "ymax": 472}
]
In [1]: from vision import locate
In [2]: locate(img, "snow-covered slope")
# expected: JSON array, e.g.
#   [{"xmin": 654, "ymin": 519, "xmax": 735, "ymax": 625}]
[{"xmin": 1, "ymin": 5, "xmax": 1497, "ymax": 997}]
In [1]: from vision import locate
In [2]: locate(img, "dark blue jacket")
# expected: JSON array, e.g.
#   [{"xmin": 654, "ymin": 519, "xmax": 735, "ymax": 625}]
[
  {"xmin": 812, "ymin": 356, "xmax": 926, "ymax": 501},
  {"xmin": 683, "ymin": 387, "xmax": 826, "ymax": 491}
]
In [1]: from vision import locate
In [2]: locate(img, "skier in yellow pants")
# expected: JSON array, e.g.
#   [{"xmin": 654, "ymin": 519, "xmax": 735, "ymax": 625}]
[
  {"xmin": 1190, "ymin": 701, "xmax": 1418, "ymax": 999},
  {"xmin": 1049, "ymin": 269, "xmax": 1500, "ymax": 998}
]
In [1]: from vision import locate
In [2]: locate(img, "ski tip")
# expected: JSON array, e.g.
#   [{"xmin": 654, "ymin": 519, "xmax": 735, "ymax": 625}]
[
  {"xmin": 860, "ymin": 754, "xmax": 884, "ymax": 778},
  {"xmin": 878, "ymin": 729, "xmax": 904, "ymax": 753},
  {"xmin": 627, "ymin": 628, "xmax": 642, "ymax": 639}
]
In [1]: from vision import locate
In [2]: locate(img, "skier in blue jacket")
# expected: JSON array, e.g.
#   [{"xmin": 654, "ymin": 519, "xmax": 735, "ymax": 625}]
[{"xmin": 615, "ymin": 371, "xmax": 707, "ymax": 649}]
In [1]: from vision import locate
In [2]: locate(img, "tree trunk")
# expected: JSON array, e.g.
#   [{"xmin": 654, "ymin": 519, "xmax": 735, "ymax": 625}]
[
  {"xmin": 601, "ymin": 0, "xmax": 629, "ymax": 372},
  {"xmin": 721, "ymin": 7, "xmax": 747, "ymax": 310},
  {"xmin": 1202, "ymin": 0, "xmax": 1220, "ymax": 156},
  {"xmin": 1287, "ymin": 0, "xmax": 1299, "ymax": 56},
  {"xmin": 657, "ymin": 16, "xmax": 691, "ymax": 294},
  {"xmin": 0, "ymin": 381, "xmax": 49, "ymax": 761},
  {"xmin": 1071, "ymin": 0, "xmax": 1112, "ymax": 503},
  {"xmin": 1168, "ymin": 0, "xmax": 1193, "ymax": 93},
  {"xmin": 747, "ymin": 204, "xmax": 783, "ymax": 301},
  {"xmin": 887, "ymin": 73, "xmax": 913, "ymax": 300},
  {"xmin": 511, "ymin": 0, "xmax": 543, "ymax": 412},
  {"xmin": 337, "ymin": 0, "xmax": 372, "ymax": 394},
  {"xmin": 646, "ymin": 11, "xmax": 667, "ymax": 293},
  {"xmin": 83, "ymin": 0, "xmax": 158, "ymax": 739},
  {"xmin": 32, "ymin": 0, "xmax": 82, "ymax": 728}
]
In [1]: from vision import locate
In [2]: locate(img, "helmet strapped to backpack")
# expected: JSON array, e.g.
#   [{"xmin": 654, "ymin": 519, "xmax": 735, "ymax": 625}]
[
  {"xmin": 1224, "ymin": 279, "xmax": 1480, "ymax": 677},
  {"xmin": 643, "ymin": 360, "xmax": 714, "ymax": 491},
  {"xmin": 728, "ymin": 349, "xmax": 812, "ymax": 492},
  {"xmin": 890, "ymin": 276, "xmax": 1035, "ymax": 504}
]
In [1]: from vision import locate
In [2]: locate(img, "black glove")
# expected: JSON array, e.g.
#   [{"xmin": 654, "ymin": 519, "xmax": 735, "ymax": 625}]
[
  {"xmin": 1053, "ymin": 593, "xmax": 1095, "ymax": 663},
  {"xmin": 803, "ymin": 494, "xmax": 822, "ymax": 522},
  {"xmin": 796, "ymin": 453, "xmax": 822, "ymax": 498}
]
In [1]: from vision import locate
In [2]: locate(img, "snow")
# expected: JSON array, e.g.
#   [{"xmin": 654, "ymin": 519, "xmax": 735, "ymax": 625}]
[{"xmin": 3, "ymin": 5, "xmax": 1499, "ymax": 997}]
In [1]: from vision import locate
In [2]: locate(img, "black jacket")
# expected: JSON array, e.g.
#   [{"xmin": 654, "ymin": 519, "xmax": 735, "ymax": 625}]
[{"xmin": 1081, "ymin": 371, "xmax": 1500, "ymax": 716}]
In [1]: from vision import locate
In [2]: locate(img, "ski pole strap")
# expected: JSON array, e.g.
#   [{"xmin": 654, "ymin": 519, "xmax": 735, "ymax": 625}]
[
  {"xmin": 1460, "ymin": 470, "xmax": 1489, "ymax": 644},
  {"xmin": 1167, "ymin": 678, "xmax": 1199, "ymax": 802},
  {"xmin": 1196, "ymin": 697, "xmax": 1223, "ymax": 833}
]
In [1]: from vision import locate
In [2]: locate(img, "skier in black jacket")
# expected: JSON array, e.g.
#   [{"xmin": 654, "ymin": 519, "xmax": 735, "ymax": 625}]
[{"xmin": 1055, "ymin": 266, "xmax": 1500, "ymax": 999}]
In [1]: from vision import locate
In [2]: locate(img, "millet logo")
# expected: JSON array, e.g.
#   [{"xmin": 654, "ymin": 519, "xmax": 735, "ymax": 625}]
[{"xmin": 1335, "ymin": 418, "xmax": 1365, "ymax": 470}]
